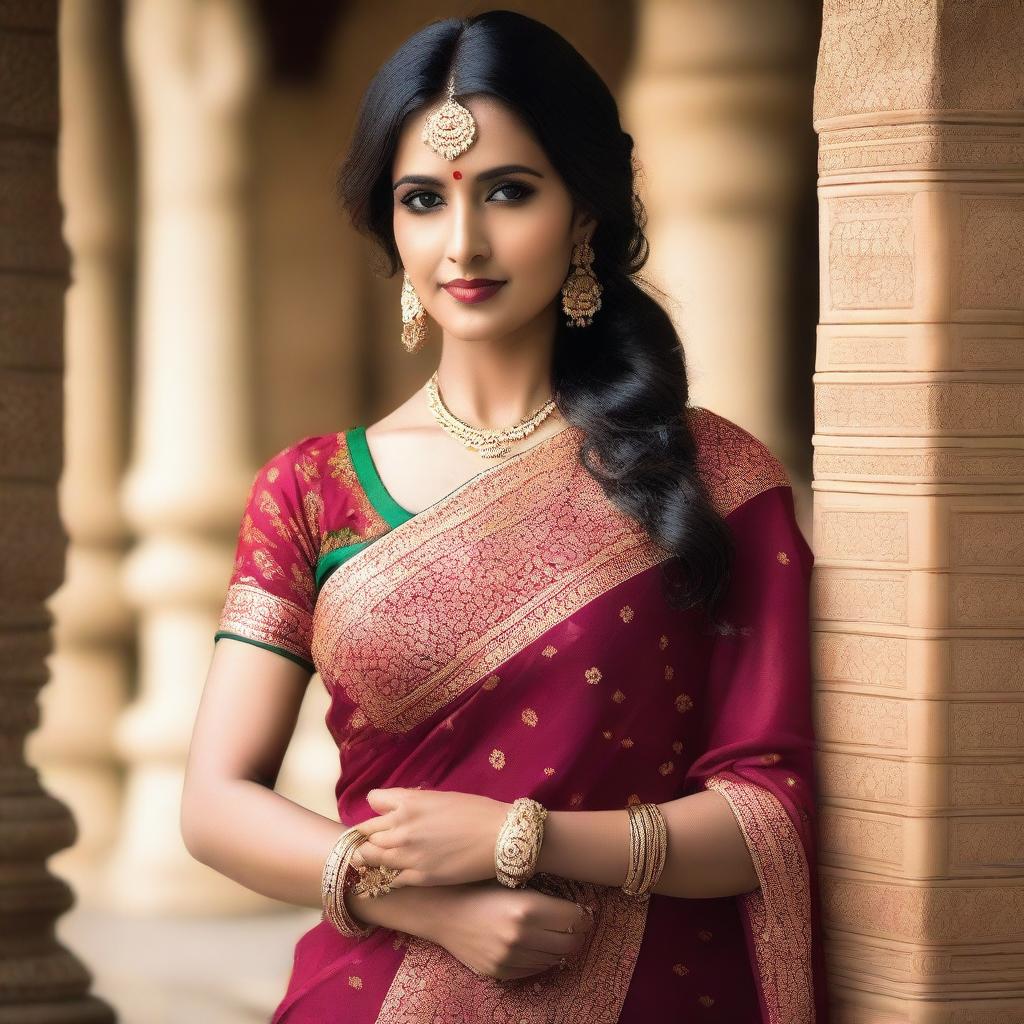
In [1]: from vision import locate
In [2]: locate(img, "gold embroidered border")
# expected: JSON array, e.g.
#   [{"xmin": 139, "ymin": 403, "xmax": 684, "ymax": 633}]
[
  {"xmin": 374, "ymin": 874, "xmax": 649, "ymax": 1024},
  {"xmin": 704, "ymin": 775, "xmax": 815, "ymax": 1023},
  {"xmin": 311, "ymin": 426, "xmax": 673, "ymax": 733},
  {"xmin": 311, "ymin": 408, "xmax": 791, "ymax": 735},
  {"xmin": 217, "ymin": 581, "xmax": 313, "ymax": 665},
  {"xmin": 687, "ymin": 406, "xmax": 792, "ymax": 518}
]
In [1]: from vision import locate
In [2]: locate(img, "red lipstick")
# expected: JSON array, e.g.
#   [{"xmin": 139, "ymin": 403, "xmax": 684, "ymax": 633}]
[{"xmin": 442, "ymin": 278, "xmax": 506, "ymax": 304}]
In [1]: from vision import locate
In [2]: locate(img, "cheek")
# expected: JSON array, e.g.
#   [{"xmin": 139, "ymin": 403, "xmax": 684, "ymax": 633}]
[{"xmin": 500, "ymin": 213, "xmax": 570, "ymax": 277}]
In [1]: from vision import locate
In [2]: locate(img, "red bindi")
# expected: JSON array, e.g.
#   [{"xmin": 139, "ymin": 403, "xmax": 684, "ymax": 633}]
[{"xmin": 452, "ymin": 170, "xmax": 462, "ymax": 179}]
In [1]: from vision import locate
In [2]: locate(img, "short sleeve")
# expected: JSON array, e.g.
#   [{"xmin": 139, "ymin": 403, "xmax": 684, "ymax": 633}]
[{"xmin": 213, "ymin": 440, "xmax": 322, "ymax": 673}]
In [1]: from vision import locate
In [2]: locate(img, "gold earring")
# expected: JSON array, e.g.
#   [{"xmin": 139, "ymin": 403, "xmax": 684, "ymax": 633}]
[
  {"xmin": 561, "ymin": 235, "xmax": 602, "ymax": 328},
  {"xmin": 401, "ymin": 270, "xmax": 428, "ymax": 353}
]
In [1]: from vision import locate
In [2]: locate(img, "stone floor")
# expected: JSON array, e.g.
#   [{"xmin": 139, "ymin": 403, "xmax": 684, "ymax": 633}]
[{"xmin": 57, "ymin": 906, "xmax": 321, "ymax": 1023}]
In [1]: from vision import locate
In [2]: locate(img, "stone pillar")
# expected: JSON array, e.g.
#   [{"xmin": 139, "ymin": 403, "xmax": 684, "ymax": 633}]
[
  {"xmin": 620, "ymin": 0, "xmax": 817, "ymax": 496},
  {"xmin": 0, "ymin": 1, "xmax": 115, "ymax": 1019},
  {"xmin": 107, "ymin": 0, "xmax": 271, "ymax": 913},
  {"xmin": 812, "ymin": 2, "xmax": 1024, "ymax": 1019},
  {"xmin": 26, "ymin": 0, "xmax": 135, "ymax": 910}
]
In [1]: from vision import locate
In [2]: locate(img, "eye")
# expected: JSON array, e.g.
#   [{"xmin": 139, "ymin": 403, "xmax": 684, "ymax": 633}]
[
  {"xmin": 490, "ymin": 181, "xmax": 534, "ymax": 202},
  {"xmin": 399, "ymin": 180, "xmax": 535, "ymax": 214},
  {"xmin": 401, "ymin": 190, "xmax": 444, "ymax": 213}
]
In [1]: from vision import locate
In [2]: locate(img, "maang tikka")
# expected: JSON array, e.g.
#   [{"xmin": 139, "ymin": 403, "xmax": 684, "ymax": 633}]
[
  {"xmin": 421, "ymin": 73, "xmax": 477, "ymax": 161},
  {"xmin": 401, "ymin": 74, "xmax": 479, "ymax": 353}
]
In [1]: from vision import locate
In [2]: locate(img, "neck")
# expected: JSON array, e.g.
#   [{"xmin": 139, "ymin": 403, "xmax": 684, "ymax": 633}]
[{"xmin": 432, "ymin": 305, "xmax": 560, "ymax": 430}]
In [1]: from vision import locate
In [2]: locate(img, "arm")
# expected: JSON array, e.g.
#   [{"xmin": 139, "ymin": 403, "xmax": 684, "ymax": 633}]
[
  {"xmin": 533, "ymin": 790, "xmax": 758, "ymax": 898},
  {"xmin": 181, "ymin": 638, "xmax": 447, "ymax": 937}
]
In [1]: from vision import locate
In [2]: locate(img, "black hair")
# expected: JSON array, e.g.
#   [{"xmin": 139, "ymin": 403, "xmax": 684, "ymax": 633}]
[{"xmin": 335, "ymin": 9, "xmax": 734, "ymax": 627}]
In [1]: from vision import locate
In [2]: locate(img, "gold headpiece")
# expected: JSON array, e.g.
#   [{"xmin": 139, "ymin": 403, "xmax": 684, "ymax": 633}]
[{"xmin": 421, "ymin": 74, "xmax": 477, "ymax": 160}]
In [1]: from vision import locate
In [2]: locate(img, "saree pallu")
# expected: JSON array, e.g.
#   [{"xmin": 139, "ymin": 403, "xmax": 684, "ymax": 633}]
[{"xmin": 214, "ymin": 406, "xmax": 829, "ymax": 1023}]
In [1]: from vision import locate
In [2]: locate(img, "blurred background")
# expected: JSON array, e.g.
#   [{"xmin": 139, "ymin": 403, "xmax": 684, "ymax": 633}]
[{"xmin": 19, "ymin": 0, "xmax": 1024, "ymax": 1022}]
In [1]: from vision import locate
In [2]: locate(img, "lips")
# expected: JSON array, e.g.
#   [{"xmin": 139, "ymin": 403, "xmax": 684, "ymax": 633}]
[{"xmin": 442, "ymin": 280, "xmax": 506, "ymax": 304}]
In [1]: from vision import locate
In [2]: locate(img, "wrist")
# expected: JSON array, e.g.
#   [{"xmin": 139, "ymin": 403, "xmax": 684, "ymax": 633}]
[{"xmin": 345, "ymin": 883, "xmax": 443, "ymax": 941}]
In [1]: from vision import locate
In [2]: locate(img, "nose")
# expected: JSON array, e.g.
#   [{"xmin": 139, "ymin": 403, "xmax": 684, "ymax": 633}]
[{"xmin": 445, "ymin": 194, "xmax": 490, "ymax": 267}]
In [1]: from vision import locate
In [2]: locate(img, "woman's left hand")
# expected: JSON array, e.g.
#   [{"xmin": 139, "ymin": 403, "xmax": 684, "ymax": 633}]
[{"xmin": 351, "ymin": 788, "xmax": 512, "ymax": 888}]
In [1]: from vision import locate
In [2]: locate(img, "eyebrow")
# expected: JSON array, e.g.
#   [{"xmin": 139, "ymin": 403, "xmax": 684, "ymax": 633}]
[{"xmin": 392, "ymin": 164, "xmax": 544, "ymax": 191}]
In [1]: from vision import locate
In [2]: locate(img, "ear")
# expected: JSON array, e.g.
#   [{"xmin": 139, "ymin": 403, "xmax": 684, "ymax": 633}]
[{"xmin": 572, "ymin": 206, "xmax": 598, "ymax": 243}]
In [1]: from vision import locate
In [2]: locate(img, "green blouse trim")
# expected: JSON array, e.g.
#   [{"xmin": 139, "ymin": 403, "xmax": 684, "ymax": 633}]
[
  {"xmin": 346, "ymin": 425, "xmax": 415, "ymax": 529},
  {"xmin": 213, "ymin": 631, "xmax": 315, "ymax": 674},
  {"xmin": 315, "ymin": 539, "xmax": 374, "ymax": 589}
]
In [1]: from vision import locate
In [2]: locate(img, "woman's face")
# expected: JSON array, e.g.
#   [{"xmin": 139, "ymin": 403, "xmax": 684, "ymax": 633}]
[{"xmin": 391, "ymin": 95, "xmax": 595, "ymax": 344}]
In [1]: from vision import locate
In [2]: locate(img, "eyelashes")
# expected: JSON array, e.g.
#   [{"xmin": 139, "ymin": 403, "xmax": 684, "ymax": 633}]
[{"xmin": 399, "ymin": 181, "xmax": 535, "ymax": 214}]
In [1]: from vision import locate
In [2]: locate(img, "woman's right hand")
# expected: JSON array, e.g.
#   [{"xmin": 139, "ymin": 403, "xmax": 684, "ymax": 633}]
[{"xmin": 422, "ymin": 879, "xmax": 596, "ymax": 981}]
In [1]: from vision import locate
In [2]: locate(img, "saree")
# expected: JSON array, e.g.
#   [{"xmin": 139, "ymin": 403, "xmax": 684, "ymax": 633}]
[{"xmin": 214, "ymin": 405, "xmax": 830, "ymax": 1023}]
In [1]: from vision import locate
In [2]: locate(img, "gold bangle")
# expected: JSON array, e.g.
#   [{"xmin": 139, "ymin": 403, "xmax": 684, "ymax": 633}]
[
  {"xmin": 494, "ymin": 797, "xmax": 548, "ymax": 888},
  {"xmin": 321, "ymin": 827, "xmax": 377, "ymax": 939},
  {"xmin": 622, "ymin": 802, "xmax": 668, "ymax": 898}
]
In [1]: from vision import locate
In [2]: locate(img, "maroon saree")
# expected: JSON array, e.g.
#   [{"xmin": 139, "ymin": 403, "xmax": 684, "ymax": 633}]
[{"xmin": 214, "ymin": 405, "xmax": 829, "ymax": 1022}]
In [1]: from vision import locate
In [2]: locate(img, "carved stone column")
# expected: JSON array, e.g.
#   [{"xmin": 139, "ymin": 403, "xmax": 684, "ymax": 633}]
[
  {"xmin": 107, "ymin": 0, "xmax": 270, "ymax": 913},
  {"xmin": 1, "ymin": 1, "xmax": 115, "ymax": 1019},
  {"xmin": 26, "ymin": 0, "xmax": 135, "ymax": 910},
  {"xmin": 812, "ymin": 3, "xmax": 1024, "ymax": 1019}
]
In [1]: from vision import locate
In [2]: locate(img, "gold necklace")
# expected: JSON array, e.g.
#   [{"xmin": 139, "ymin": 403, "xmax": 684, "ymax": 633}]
[{"xmin": 425, "ymin": 370, "xmax": 558, "ymax": 459}]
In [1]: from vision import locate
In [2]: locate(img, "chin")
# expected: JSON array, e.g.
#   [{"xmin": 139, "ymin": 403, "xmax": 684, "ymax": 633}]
[{"xmin": 442, "ymin": 314, "xmax": 526, "ymax": 343}]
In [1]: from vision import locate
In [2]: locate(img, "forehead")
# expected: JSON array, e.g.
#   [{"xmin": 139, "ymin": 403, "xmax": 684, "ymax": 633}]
[{"xmin": 392, "ymin": 95, "xmax": 547, "ymax": 175}]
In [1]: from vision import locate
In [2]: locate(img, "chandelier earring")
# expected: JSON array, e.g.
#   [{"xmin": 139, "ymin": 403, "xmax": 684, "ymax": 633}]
[
  {"xmin": 561, "ymin": 234, "xmax": 602, "ymax": 328},
  {"xmin": 401, "ymin": 269, "xmax": 428, "ymax": 353}
]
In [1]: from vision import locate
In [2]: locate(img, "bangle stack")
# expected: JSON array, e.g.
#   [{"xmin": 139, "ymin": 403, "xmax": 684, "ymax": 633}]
[
  {"xmin": 493, "ymin": 795, "xmax": 668, "ymax": 899},
  {"xmin": 321, "ymin": 827, "xmax": 377, "ymax": 939},
  {"xmin": 621, "ymin": 802, "xmax": 668, "ymax": 897},
  {"xmin": 494, "ymin": 797, "xmax": 548, "ymax": 888}
]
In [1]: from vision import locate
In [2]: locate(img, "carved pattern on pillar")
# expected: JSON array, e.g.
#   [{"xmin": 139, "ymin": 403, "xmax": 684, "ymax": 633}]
[
  {"xmin": 1, "ymin": 1, "xmax": 115, "ymax": 1020},
  {"xmin": 813, "ymin": 2, "xmax": 1024, "ymax": 1020}
]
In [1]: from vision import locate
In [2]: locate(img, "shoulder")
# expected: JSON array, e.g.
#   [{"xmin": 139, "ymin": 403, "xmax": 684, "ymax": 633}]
[
  {"xmin": 253, "ymin": 429, "xmax": 359, "ymax": 496},
  {"xmin": 250, "ymin": 427, "xmax": 396, "ymax": 554},
  {"xmin": 684, "ymin": 405, "xmax": 791, "ymax": 519}
]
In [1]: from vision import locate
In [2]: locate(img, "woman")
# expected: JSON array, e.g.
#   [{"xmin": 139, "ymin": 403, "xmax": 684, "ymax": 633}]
[{"xmin": 183, "ymin": 9, "xmax": 829, "ymax": 1022}]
